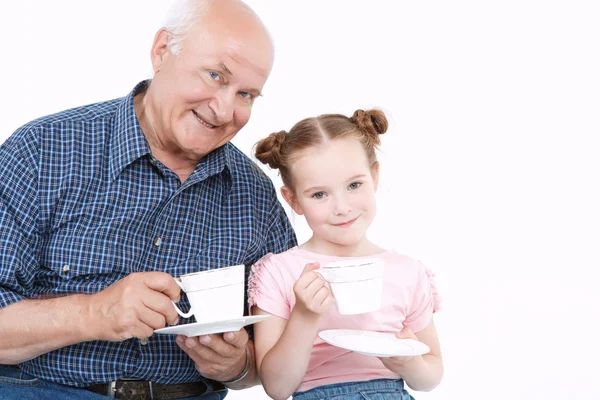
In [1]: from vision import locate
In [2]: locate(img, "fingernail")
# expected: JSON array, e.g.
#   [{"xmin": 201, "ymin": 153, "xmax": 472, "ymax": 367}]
[
  {"xmin": 200, "ymin": 335, "xmax": 211, "ymax": 344},
  {"xmin": 224, "ymin": 332, "xmax": 234, "ymax": 341}
]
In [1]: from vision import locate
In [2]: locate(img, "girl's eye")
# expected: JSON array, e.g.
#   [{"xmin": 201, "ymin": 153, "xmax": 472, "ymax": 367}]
[
  {"xmin": 209, "ymin": 71, "xmax": 222, "ymax": 81},
  {"xmin": 348, "ymin": 182, "xmax": 362, "ymax": 190},
  {"xmin": 312, "ymin": 192, "xmax": 326, "ymax": 200}
]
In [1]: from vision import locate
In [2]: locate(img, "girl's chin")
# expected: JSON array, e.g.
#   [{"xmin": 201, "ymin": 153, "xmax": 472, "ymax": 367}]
[{"xmin": 317, "ymin": 236, "xmax": 368, "ymax": 248}]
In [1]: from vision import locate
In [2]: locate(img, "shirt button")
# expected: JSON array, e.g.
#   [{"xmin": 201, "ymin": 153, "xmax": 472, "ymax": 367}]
[
  {"xmin": 139, "ymin": 337, "xmax": 148, "ymax": 345},
  {"xmin": 62, "ymin": 265, "xmax": 70, "ymax": 273},
  {"xmin": 153, "ymin": 237, "xmax": 162, "ymax": 247}
]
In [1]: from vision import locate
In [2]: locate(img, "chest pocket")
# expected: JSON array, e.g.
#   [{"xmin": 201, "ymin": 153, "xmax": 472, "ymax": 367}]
[
  {"xmin": 169, "ymin": 232, "xmax": 259, "ymax": 280},
  {"xmin": 39, "ymin": 226, "xmax": 126, "ymax": 286}
]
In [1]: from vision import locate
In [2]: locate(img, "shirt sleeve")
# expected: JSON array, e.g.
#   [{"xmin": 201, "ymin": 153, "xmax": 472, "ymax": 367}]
[
  {"xmin": 264, "ymin": 190, "xmax": 297, "ymax": 255},
  {"xmin": 248, "ymin": 253, "xmax": 291, "ymax": 320},
  {"xmin": 0, "ymin": 127, "xmax": 42, "ymax": 309},
  {"xmin": 403, "ymin": 261, "xmax": 441, "ymax": 333}
]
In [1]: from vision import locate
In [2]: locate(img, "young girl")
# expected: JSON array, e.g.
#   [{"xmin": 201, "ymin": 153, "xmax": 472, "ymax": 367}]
[{"xmin": 248, "ymin": 109, "xmax": 442, "ymax": 400}]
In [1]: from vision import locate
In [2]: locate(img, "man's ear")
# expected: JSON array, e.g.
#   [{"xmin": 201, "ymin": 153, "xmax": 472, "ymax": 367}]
[
  {"xmin": 371, "ymin": 161, "xmax": 380, "ymax": 192},
  {"xmin": 150, "ymin": 28, "xmax": 171, "ymax": 73},
  {"xmin": 281, "ymin": 186, "xmax": 303, "ymax": 215}
]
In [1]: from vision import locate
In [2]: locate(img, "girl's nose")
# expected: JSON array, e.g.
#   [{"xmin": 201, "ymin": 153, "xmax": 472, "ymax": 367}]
[{"xmin": 333, "ymin": 198, "xmax": 352, "ymax": 216}]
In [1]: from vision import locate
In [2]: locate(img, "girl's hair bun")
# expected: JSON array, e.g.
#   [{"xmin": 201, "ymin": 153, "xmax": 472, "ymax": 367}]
[
  {"xmin": 254, "ymin": 130, "xmax": 287, "ymax": 169},
  {"xmin": 350, "ymin": 109, "xmax": 388, "ymax": 145}
]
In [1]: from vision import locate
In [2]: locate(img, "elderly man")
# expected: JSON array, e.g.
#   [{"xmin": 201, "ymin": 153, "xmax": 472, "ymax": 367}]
[{"xmin": 0, "ymin": 0, "xmax": 296, "ymax": 399}]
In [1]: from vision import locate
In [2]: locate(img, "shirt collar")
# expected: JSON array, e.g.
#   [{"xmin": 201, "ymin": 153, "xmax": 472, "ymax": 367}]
[
  {"xmin": 187, "ymin": 143, "xmax": 232, "ymax": 183},
  {"xmin": 108, "ymin": 80, "xmax": 152, "ymax": 182}
]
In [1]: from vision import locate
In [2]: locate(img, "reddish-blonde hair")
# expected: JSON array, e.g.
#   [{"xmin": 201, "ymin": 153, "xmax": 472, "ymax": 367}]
[{"xmin": 255, "ymin": 109, "xmax": 388, "ymax": 190}]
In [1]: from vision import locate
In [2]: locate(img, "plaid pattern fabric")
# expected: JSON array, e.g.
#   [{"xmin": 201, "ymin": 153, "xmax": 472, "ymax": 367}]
[{"xmin": 0, "ymin": 81, "xmax": 296, "ymax": 387}]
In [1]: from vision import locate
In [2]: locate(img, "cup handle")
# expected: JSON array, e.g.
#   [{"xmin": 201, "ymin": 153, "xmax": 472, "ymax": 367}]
[{"xmin": 172, "ymin": 278, "xmax": 194, "ymax": 319}]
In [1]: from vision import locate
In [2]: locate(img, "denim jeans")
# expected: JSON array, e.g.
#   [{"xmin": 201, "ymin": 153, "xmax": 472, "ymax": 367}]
[
  {"xmin": 0, "ymin": 365, "xmax": 228, "ymax": 400},
  {"xmin": 293, "ymin": 378, "xmax": 414, "ymax": 400}
]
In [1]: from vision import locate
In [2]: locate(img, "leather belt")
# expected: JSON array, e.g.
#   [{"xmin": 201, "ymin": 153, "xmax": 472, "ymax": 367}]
[{"xmin": 84, "ymin": 378, "xmax": 227, "ymax": 400}]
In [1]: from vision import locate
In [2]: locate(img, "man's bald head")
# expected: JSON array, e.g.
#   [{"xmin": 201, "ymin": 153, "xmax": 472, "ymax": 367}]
[{"xmin": 162, "ymin": 0, "xmax": 273, "ymax": 58}]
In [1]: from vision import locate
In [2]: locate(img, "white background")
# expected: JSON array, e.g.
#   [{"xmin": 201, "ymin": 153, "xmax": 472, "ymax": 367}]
[{"xmin": 1, "ymin": 1, "xmax": 599, "ymax": 399}]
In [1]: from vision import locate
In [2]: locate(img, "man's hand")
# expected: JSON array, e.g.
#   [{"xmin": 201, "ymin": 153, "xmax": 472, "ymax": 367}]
[
  {"xmin": 176, "ymin": 329, "xmax": 248, "ymax": 382},
  {"xmin": 86, "ymin": 272, "xmax": 181, "ymax": 341}
]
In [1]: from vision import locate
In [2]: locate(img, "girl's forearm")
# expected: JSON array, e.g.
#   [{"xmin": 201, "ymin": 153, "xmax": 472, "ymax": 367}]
[
  {"xmin": 392, "ymin": 354, "xmax": 443, "ymax": 391},
  {"xmin": 259, "ymin": 310, "xmax": 320, "ymax": 400}
]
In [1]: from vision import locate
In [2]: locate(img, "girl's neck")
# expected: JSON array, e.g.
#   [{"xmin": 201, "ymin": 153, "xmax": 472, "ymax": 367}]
[{"xmin": 299, "ymin": 236, "xmax": 385, "ymax": 258}]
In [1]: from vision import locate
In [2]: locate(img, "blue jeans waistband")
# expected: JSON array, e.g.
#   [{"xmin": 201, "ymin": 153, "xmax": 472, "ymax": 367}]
[{"xmin": 293, "ymin": 378, "xmax": 412, "ymax": 400}]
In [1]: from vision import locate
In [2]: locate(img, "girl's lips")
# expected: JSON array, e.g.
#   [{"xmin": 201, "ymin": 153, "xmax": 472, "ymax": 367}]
[{"xmin": 333, "ymin": 216, "xmax": 358, "ymax": 227}]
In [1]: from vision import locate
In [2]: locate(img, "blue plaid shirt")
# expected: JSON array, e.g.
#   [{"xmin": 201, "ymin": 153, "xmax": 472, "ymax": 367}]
[{"xmin": 0, "ymin": 81, "xmax": 296, "ymax": 387}]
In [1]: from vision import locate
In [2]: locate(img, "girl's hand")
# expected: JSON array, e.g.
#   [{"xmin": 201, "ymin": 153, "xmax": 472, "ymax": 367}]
[
  {"xmin": 292, "ymin": 262, "xmax": 334, "ymax": 317},
  {"xmin": 379, "ymin": 327, "xmax": 420, "ymax": 372}
]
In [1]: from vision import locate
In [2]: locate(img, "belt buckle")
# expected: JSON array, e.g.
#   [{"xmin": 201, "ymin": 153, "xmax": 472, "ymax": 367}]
[
  {"xmin": 112, "ymin": 378, "xmax": 154, "ymax": 400},
  {"xmin": 107, "ymin": 381, "xmax": 116, "ymax": 398}
]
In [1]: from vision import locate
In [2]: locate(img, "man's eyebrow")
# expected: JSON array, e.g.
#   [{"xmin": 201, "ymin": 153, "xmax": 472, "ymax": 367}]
[
  {"xmin": 218, "ymin": 61, "xmax": 263, "ymax": 97},
  {"xmin": 247, "ymin": 89, "xmax": 263, "ymax": 98},
  {"xmin": 219, "ymin": 62, "xmax": 233, "ymax": 76}
]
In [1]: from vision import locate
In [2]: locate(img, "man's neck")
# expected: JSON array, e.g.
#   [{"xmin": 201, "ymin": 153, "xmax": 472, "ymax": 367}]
[
  {"xmin": 133, "ymin": 90, "xmax": 196, "ymax": 184},
  {"xmin": 149, "ymin": 147, "xmax": 197, "ymax": 184}
]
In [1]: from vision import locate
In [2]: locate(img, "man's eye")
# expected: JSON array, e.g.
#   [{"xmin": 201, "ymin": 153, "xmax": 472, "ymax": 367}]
[
  {"xmin": 240, "ymin": 91, "xmax": 253, "ymax": 100},
  {"xmin": 349, "ymin": 182, "xmax": 362, "ymax": 190},
  {"xmin": 209, "ymin": 71, "xmax": 221, "ymax": 81},
  {"xmin": 312, "ymin": 192, "xmax": 326, "ymax": 200}
]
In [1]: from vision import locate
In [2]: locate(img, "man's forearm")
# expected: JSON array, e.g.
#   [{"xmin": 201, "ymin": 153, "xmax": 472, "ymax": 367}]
[{"xmin": 0, "ymin": 295, "xmax": 95, "ymax": 364}]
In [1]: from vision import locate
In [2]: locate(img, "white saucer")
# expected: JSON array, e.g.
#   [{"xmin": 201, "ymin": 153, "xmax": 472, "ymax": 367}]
[
  {"xmin": 318, "ymin": 329, "xmax": 430, "ymax": 357},
  {"xmin": 154, "ymin": 315, "xmax": 271, "ymax": 337}
]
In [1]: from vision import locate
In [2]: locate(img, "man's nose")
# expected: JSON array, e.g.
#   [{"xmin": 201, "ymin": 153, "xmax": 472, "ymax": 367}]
[{"xmin": 209, "ymin": 88, "xmax": 235, "ymax": 123}]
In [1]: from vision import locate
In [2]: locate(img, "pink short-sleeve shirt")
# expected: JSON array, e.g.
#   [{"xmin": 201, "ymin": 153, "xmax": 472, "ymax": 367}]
[{"xmin": 248, "ymin": 247, "xmax": 441, "ymax": 393}]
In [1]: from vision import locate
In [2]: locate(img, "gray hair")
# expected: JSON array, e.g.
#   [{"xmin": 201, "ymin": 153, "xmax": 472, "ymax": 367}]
[{"xmin": 161, "ymin": 0, "xmax": 215, "ymax": 55}]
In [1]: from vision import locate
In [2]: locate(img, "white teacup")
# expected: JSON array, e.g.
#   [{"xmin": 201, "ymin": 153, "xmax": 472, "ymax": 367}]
[
  {"xmin": 173, "ymin": 264, "xmax": 245, "ymax": 323},
  {"xmin": 315, "ymin": 258, "xmax": 385, "ymax": 315}
]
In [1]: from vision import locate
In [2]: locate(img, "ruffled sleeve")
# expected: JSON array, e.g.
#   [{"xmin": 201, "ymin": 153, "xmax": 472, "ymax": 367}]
[
  {"xmin": 425, "ymin": 266, "xmax": 442, "ymax": 313},
  {"xmin": 403, "ymin": 261, "xmax": 441, "ymax": 332},
  {"xmin": 247, "ymin": 253, "xmax": 292, "ymax": 320}
]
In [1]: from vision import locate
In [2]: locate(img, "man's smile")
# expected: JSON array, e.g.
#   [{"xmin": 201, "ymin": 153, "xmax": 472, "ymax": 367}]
[{"xmin": 193, "ymin": 110, "xmax": 216, "ymax": 129}]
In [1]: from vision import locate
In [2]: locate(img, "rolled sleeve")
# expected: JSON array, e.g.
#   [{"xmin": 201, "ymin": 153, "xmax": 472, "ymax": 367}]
[
  {"xmin": 0, "ymin": 286, "xmax": 25, "ymax": 309},
  {"xmin": 0, "ymin": 204, "xmax": 37, "ymax": 308},
  {"xmin": 0, "ymin": 129, "xmax": 42, "ymax": 309}
]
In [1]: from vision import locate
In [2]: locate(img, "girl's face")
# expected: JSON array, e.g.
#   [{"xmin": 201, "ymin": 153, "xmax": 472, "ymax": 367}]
[{"xmin": 282, "ymin": 138, "xmax": 379, "ymax": 253}]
